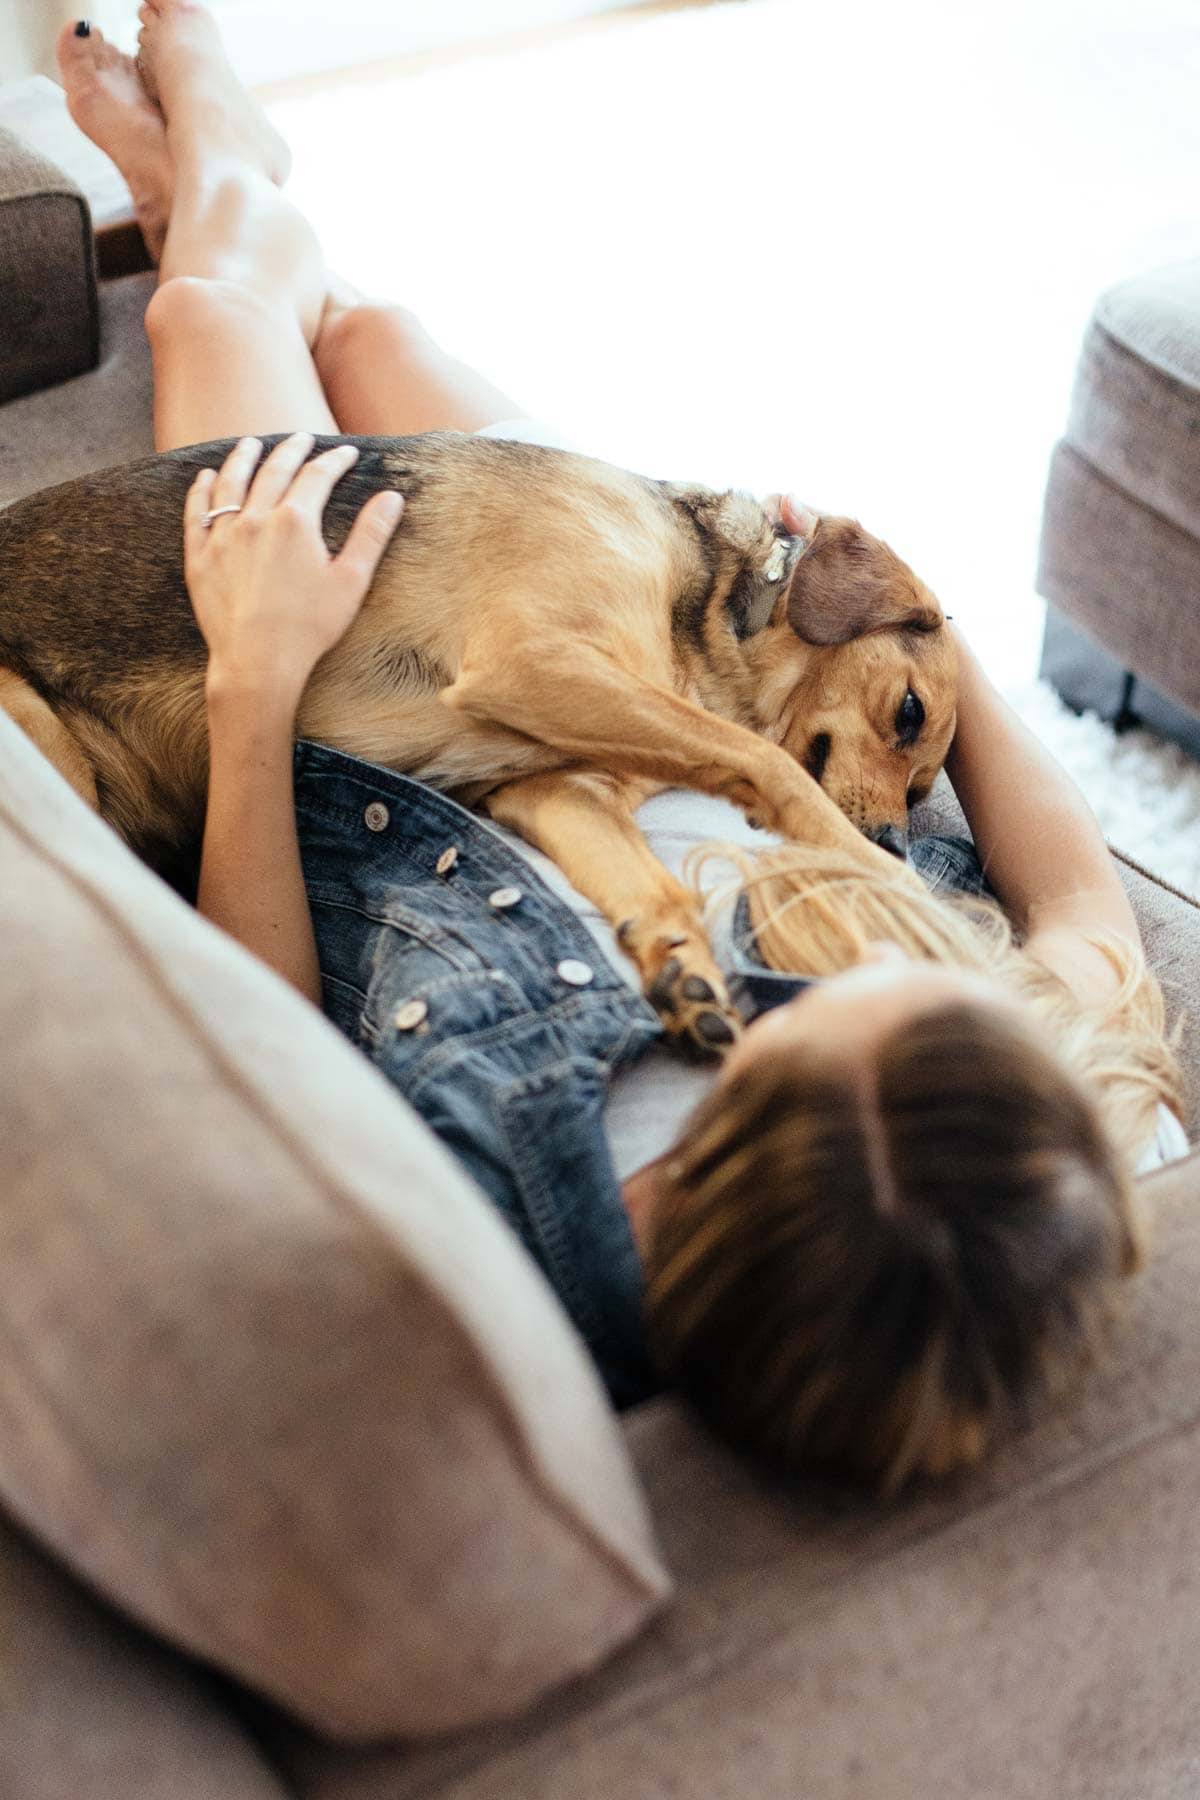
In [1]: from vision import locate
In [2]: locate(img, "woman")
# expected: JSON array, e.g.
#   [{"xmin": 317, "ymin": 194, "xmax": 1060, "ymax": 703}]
[{"xmin": 58, "ymin": 6, "xmax": 1185, "ymax": 1491}]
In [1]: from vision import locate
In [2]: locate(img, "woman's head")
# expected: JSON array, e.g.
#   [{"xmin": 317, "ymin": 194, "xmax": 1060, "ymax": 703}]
[
  {"xmin": 637, "ymin": 845, "xmax": 1180, "ymax": 1493},
  {"xmin": 642, "ymin": 968, "xmax": 1140, "ymax": 1491}
]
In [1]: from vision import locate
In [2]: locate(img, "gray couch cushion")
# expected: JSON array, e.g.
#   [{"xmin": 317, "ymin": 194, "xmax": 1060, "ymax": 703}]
[
  {"xmin": 0, "ymin": 1507, "xmax": 290, "ymax": 1800},
  {"xmin": 0, "ymin": 269, "xmax": 156, "ymax": 509},
  {"xmin": 0, "ymin": 124, "xmax": 98, "ymax": 405}
]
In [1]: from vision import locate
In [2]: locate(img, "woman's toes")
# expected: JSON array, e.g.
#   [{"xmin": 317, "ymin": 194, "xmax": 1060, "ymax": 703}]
[
  {"xmin": 55, "ymin": 19, "xmax": 172, "ymax": 262},
  {"xmin": 135, "ymin": 0, "xmax": 293, "ymax": 189},
  {"xmin": 56, "ymin": 18, "xmax": 101, "ymax": 82}
]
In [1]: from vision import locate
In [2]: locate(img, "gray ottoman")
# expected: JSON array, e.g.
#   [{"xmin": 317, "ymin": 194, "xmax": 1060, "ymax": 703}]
[{"xmin": 1038, "ymin": 258, "xmax": 1200, "ymax": 755}]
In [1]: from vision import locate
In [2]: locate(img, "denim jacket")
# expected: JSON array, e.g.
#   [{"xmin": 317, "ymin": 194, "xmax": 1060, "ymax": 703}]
[{"xmin": 294, "ymin": 741, "xmax": 987, "ymax": 1411}]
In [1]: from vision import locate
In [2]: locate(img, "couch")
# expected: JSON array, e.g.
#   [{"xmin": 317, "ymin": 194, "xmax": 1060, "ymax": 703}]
[
  {"xmin": 1038, "ymin": 257, "xmax": 1200, "ymax": 760},
  {"xmin": 4, "ymin": 77, "xmax": 1200, "ymax": 1800}
]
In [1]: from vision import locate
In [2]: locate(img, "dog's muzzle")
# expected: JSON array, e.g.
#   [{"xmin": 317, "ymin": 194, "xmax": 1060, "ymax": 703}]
[{"xmin": 869, "ymin": 824, "xmax": 909, "ymax": 861}]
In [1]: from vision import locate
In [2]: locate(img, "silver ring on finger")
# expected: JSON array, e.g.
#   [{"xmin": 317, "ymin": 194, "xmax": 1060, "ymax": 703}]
[{"xmin": 200, "ymin": 504, "xmax": 244, "ymax": 530}]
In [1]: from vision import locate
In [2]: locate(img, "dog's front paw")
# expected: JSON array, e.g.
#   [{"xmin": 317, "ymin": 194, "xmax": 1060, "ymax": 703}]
[{"xmin": 618, "ymin": 917, "xmax": 742, "ymax": 1060}]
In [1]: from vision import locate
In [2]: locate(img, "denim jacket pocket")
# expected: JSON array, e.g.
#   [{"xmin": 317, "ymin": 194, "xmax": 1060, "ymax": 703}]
[
  {"xmin": 305, "ymin": 891, "xmax": 490, "ymax": 1046},
  {"xmin": 364, "ymin": 964, "xmax": 533, "ymax": 1066}
]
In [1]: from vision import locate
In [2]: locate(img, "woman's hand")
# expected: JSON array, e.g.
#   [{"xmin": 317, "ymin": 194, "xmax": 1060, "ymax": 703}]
[{"xmin": 185, "ymin": 432, "xmax": 405, "ymax": 710}]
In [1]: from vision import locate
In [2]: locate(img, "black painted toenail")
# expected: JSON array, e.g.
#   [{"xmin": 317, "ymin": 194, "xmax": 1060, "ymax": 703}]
[{"xmin": 75, "ymin": 20, "xmax": 91, "ymax": 36}]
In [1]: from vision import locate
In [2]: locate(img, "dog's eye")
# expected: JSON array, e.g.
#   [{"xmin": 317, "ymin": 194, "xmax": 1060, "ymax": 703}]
[
  {"xmin": 895, "ymin": 690, "xmax": 925, "ymax": 746},
  {"xmin": 804, "ymin": 733, "xmax": 831, "ymax": 784}
]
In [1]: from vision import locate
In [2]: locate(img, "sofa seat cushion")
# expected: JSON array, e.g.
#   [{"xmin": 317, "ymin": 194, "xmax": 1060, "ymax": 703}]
[
  {"xmin": 0, "ymin": 710, "xmax": 670, "ymax": 1742},
  {"xmin": 0, "ymin": 1507, "xmax": 291, "ymax": 1800}
]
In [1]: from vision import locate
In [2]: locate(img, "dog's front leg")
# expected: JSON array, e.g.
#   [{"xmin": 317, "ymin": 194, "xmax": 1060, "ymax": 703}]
[
  {"xmin": 485, "ymin": 769, "xmax": 741, "ymax": 1056},
  {"xmin": 445, "ymin": 647, "xmax": 914, "ymax": 883}
]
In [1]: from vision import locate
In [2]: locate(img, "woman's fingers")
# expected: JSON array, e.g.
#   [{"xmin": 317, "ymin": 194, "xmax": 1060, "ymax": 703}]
[
  {"xmin": 333, "ymin": 491, "xmax": 405, "ymax": 597},
  {"xmin": 211, "ymin": 435, "xmax": 264, "ymax": 512},
  {"xmin": 243, "ymin": 431, "xmax": 317, "ymax": 514},
  {"xmin": 183, "ymin": 434, "xmax": 397, "ymax": 612},
  {"xmin": 278, "ymin": 440, "xmax": 360, "ymax": 521},
  {"xmin": 184, "ymin": 467, "xmax": 217, "ymax": 559}
]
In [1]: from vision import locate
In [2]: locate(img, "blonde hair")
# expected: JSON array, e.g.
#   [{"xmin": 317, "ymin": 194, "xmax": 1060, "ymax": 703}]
[{"xmin": 641, "ymin": 840, "xmax": 1183, "ymax": 1493}]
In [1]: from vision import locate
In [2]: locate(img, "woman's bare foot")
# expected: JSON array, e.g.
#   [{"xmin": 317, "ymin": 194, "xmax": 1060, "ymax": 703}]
[
  {"xmin": 56, "ymin": 20, "xmax": 174, "ymax": 260},
  {"xmin": 136, "ymin": 0, "xmax": 291, "ymax": 186}
]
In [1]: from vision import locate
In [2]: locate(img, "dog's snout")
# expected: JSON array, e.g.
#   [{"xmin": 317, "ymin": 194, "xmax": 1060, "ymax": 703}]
[{"xmin": 870, "ymin": 824, "xmax": 909, "ymax": 861}]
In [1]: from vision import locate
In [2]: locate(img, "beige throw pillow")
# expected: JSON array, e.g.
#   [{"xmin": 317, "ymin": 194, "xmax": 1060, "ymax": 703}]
[{"xmin": 0, "ymin": 711, "xmax": 670, "ymax": 1741}]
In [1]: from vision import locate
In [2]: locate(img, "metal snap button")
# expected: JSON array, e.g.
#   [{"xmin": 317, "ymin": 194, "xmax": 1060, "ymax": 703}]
[
  {"xmin": 488, "ymin": 886, "xmax": 523, "ymax": 910},
  {"xmin": 394, "ymin": 999, "xmax": 429, "ymax": 1031},
  {"xmin": 364, "ymin": 802, "xmax": 390, "ymax": 832},
  {"xmin": 436, "ymin": 846, "xmax": 459, "ymax": 875},
  {"xmin": 556, "ymin": 959, "xmax": 595, "ymax": 987}
]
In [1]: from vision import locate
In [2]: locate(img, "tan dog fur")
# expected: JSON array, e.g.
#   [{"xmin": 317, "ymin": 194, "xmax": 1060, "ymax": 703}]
[{"xmin": 0, "ymin": 432, "xmax": 956, "ymax": 1051}]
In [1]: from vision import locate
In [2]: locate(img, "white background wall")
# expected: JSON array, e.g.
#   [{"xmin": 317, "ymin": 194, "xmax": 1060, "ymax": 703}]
[
  {"xmin": 0, "ymin": 0, "xmax": 76, "ymax": 80},
  {"xmin": 83, "ymin": 0, "xmax": 642, "ymax": 87}
]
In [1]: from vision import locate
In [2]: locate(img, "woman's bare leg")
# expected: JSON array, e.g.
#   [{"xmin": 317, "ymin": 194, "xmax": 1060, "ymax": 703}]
[
  {"xmin": 58, "ymin": 7, "xmax": 529, "ymax": 445},
  {"xmin": 58, "ymin": 9, "xmax": 335, "ymax": 450},
  {"xmin": 312, "ymin": 297, "xmax": 529, "ymax": 436},
  {"xmin": 134, "ymin": 0, "xmax": 530, "ymax": 442}
]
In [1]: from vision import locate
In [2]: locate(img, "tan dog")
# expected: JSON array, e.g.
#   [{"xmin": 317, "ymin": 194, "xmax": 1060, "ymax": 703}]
[{"xmin": 0, "ymin": 432, "xmax": 956, "ymax": 1051}]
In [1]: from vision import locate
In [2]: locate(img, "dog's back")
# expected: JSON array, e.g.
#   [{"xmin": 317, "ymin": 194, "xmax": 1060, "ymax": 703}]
[{"xmin": 0, "ymin": 433, "xmax": 680, "ymax": 862}]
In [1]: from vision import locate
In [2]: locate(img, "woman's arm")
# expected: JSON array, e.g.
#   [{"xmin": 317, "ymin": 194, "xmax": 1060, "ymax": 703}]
[
  {"xmin": 945, "ymin": 627, "xmax": 1140, "ymax": 1001},
  {"xmin": 199, "ymin": 679, "xmax": 322, "ymax": 1002},
  {"xmin": 185, "ymin": 433, "xmax": 404, "ymax": 1000}
]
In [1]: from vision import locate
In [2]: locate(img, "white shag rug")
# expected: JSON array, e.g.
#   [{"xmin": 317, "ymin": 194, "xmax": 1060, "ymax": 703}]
[{"xmin": 1008, "ymin": 680, "xmax": 1200, "ymax": 900}]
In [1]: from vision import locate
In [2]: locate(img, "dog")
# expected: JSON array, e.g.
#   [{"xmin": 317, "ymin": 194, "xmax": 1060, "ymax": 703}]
[{"xmin": 0, "ymin": 432, "xmax": 956, "ymax": 1052}]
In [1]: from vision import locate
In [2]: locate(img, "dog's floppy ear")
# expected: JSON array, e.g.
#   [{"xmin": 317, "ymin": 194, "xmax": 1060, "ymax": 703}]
[{"xmin": 784, "ymin": 514, "xmax": 944, "ymax": 646}]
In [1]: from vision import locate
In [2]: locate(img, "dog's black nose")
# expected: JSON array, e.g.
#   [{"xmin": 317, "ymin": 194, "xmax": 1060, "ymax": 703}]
[{"xmin": 871, "ymin": 824, "xmax": 909, "ymax": 860}]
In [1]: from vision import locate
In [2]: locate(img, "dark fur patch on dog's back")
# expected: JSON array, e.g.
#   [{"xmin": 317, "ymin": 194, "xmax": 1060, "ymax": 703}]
[
  {"xmin": 0, "ymin": 434, "xmax": 451, "ymax": 711},
  {"xmin": 0, "ymin": 433, "xmax": 486, "ymax": 855}
]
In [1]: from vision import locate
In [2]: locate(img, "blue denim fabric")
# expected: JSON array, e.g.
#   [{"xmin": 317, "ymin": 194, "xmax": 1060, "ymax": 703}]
[{"xmin": 293, "ymin": 741, "xmax": 989, "ymax": 1411}]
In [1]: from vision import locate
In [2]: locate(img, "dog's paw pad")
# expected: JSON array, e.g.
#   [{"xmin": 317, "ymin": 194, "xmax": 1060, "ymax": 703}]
[
  {"xmin": 645, "ymin": 948, "xmax": 741, "ymax": 1060},
  {"xmin": 680, "ymin": 974, "xmax": 717, "ymax": 1003}
]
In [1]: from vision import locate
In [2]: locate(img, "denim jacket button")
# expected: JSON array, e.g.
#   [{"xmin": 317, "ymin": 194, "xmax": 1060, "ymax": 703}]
[
  {"xmin": 556, "ymin": 958, "xmax": 595, "ymax": 987},
  {"xmin": 436, "ymin": 846, "xmax": 460, "ymax": 875},
  {"xmin": 363, "ymin": 802, "xmax": 390, "ymax": 832},
  {"xmin": 394, "ymin": 999, "xmax": 429, "ymax": 1031},
  {"xmin": 488, "ymin": 886, "xmax": 523, "ymax": 909}
]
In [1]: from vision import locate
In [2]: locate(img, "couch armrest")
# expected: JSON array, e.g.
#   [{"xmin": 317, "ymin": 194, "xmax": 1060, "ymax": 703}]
[{"xmin": 0, "ymin": 124, "xmax": 99, "ymax": 405}]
